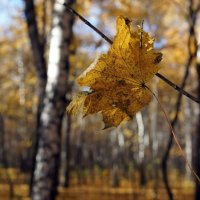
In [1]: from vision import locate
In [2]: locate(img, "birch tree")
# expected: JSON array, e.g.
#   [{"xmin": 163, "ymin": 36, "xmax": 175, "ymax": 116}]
[{"xmin": 31, "ymin": 0, "xmax": 75, "ymax": 199}]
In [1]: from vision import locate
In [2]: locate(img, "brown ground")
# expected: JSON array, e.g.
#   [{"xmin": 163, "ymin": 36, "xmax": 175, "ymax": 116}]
[{"xmin": 0, "ymin": 168, "xmax": 195, "ymax": 200}]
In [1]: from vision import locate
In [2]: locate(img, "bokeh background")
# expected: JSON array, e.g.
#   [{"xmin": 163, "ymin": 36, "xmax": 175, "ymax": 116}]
[{"xmin": 0, "ymin": 0, "xmax": 200, "ymax": 199}]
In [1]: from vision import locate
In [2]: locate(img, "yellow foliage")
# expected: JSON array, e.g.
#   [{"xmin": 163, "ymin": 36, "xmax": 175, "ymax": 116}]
[
  {"xmin": 68, "ymin": 16, "xmax": 162, "ymax": 128},
  {"xmin": 67, "ymin": 92, "xmax": 87, "ymax": 115}
]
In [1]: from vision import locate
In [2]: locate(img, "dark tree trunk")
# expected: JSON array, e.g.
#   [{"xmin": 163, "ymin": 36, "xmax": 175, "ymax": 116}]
[
  {"xmin": 195, "ymin": 63, "xmax": 200, "ymax": 200},
  {"xmin": 24, "ymin": 0, "xmax": 47, "ymax": 80},
  {"xmin": 31, "ymin": 1, "xmax": 75, "ymax": 199},
  {"xmin": 23, "ymin": 0, "xmax": 47, "ymax": 194},
  {"xmin": 0, "ymin": 115, "xmax": 4, "ymax": 165},
  {"xmin": 161, "ymin": 1, "xmax": 199, "ymax": 199},
  {"xmin": 75, "ymin": 131, "xmax": 84, "ymax": 185},
  {"xmin": 0, "ymin": 115, "xmax": 14, "ymax": 200},
  {"xmin": 139, "ymin": 162, "xmax": 146, "ymax": 186},
  {"xmin": 111, "ymin": 164, "xmax": 119, "ymax": 187},
  {"xmin": 63, "ymin": 114, "xmax": 71, "ymax": 187}
]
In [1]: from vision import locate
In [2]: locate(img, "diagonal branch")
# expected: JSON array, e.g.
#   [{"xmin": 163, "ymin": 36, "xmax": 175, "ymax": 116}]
[{"xmin": 61, "ymin": 2, "xmax": 200, "ymax": 104}]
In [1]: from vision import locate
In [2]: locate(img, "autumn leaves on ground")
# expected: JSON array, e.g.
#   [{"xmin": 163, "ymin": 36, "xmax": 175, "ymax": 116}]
[{"xmin": 1, "ymin": 0, "xmax": 200, "ymax": 200}]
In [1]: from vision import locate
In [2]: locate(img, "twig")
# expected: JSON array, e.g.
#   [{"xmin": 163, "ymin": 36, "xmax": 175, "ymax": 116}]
[
  {"xmin": 63, "ymin": 2, "xmax": 112, "ymax": 44},
  {"xmin": 156, "ymin": 73, "xmax": 199, "ymax": 103},
  {"xmin": 60, "ymin": 2, "xmax": 200, "ymax": 104}
]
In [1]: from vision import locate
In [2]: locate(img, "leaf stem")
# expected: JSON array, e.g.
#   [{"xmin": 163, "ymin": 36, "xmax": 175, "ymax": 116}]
[
  {"xmin": 145, "ymin": 85, "xmax": 200, "ymax": 183},
  {"xmin": 61, "ymin": 2, "xmax": 200, "ymax": 104}
]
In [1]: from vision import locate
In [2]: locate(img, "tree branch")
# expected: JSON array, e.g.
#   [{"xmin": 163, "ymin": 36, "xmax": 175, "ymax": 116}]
[{"xmin": 61, "ymin": 2, "xmax": 200, "ymax": 104}]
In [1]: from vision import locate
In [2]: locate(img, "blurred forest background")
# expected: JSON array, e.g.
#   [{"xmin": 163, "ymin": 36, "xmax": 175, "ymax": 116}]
[{"xmin": 0, "ymin": 0, "xmax": 200, "ymax": 200}]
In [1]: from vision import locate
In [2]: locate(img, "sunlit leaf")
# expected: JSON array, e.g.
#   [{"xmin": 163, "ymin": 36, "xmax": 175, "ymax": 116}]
[{"xmin": 68, "ymin": 16, "xmax": 162, "ymax": 128}]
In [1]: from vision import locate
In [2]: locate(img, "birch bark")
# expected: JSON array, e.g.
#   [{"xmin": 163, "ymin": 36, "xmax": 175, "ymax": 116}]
[{"xmin": 31, "ymin": 1, "xmax": 75, "ymax": 199}]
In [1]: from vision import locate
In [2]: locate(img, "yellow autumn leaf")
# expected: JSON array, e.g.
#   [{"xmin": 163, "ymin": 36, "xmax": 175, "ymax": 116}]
[
  {"xmin": 68, "ymin": 15, "xmax": 162, "ymax": 128},
  {"xmin": 67, "ymin": 92, "xmax": 87, "ymax": 115}
]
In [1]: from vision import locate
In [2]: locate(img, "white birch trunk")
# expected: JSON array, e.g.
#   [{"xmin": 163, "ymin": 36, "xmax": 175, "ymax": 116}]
[
  {"xmin": 31, "ymin": 1, "xmax": 74, "ymax": 199},
  {"xmin": 184, "ymin": 98, "xmax": 192, "ymax": 179},
  {"xmin": 150, "ymin": 80, "xmax": 158, "ymax": 156},
  {"xmin": 136, "ymin": 112, "xmax": 145, "ymax": 162}
]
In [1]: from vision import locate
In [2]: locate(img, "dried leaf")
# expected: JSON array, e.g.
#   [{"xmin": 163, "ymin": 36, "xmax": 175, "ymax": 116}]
[
  {"xmin": 68, "ymin": 16, "xmax": 162, "ymax": 128},
  {"xmin": 67, "ymin": 92, "xmax": 87, "ymax": 115}
]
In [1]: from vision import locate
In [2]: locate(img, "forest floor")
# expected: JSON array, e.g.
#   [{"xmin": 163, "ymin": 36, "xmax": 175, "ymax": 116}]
[
  {"xmin": 0, "ymin": 184, "xmax": 195, "ymax": 200},
  {"xmin": 0, "ymin": 168, "xmax": 195, "ymax": 200}
]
